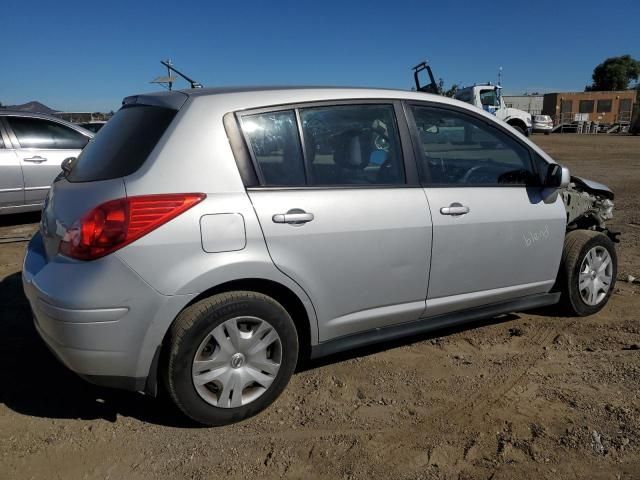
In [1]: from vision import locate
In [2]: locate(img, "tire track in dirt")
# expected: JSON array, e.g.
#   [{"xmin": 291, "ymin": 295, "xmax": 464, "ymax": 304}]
[{"xmin": 445, "ymin": 321, "xmax": 561, "ymax": 425}]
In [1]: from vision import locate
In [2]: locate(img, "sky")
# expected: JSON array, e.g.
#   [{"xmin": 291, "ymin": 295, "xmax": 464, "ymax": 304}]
[{"xmin": 2, "ymin": 0, "xmax": 639, "ymax": 112}]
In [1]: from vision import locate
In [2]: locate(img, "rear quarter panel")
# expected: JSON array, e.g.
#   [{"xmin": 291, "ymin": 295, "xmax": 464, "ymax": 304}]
[{"xmin": 117, "ymin": 97, "xmax": 319, "ymax": 344}]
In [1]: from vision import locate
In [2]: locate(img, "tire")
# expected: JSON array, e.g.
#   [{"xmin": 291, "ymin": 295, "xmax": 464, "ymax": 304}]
[
  {"xmin": 511, "ymin": 124, "xmax": 526, "ymax": 135},
  {"xmin": 557, "ymin": 230, "xmax": 617, "ymax": 316},
  {"xmin": 164, "ymin": 291, "xmax": 299, "ymax": 426},
  {"xmin": 544, "ymin": 132, "xmax": 550, "ymax": 135}
]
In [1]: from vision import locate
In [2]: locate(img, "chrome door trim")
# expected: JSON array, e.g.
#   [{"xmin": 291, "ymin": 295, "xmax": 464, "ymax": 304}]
[{"xmin": 0, "ymin": 187, "xmax": 23, "ymax": 193}]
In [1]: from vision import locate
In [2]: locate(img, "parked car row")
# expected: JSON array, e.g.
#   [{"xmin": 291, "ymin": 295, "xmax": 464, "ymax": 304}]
[
  {"xmin": 77, "ymin": 121, "xmax": 107, "ymax": 133},
  {"xmin": 0, "ymin": 111, "xmax": 93, "ymax": 214},
  {"xmin": 22, "ymin": 86, "xmax": 618, "ymax": 426}
]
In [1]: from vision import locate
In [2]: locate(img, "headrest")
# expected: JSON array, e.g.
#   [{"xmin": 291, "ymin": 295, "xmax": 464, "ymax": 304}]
[{"xmin": 334, "ymin": 132, "xmax": 370, "ymax": 169}]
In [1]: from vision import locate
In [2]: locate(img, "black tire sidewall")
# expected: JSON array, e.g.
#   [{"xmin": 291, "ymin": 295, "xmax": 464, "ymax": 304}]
[
  {"xmin": 566, "ymin": 234, "xmax": 617, "ymax": 316},
  {"xmin": 168, "ymin": 294, "xmax": 299, "ymax": 426}
]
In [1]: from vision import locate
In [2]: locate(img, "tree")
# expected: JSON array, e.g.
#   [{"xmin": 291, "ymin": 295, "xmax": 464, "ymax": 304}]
[
  {"xmin": 586, "ymin": 55, "xmax": 640, "ymax": 91},
  {"xmin": 443, "ymin": 84, "xmax": 459, "ymax": 98},
  {"xmin": 435, "ymin": 78, "xmax": 459, "ymax": 97}
]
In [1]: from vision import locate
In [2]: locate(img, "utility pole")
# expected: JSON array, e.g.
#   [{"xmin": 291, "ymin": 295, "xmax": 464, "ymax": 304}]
[
  {"xmin": 150, "ymin": 58, "xmax": 203, "ymax": 91},
  {"xmin": 150, "ymin": 59, "xmax": 177, "ymax": 91},
  {"xmin": 165, "ymin": 59, "xmax": 174, "ymax": 91}
]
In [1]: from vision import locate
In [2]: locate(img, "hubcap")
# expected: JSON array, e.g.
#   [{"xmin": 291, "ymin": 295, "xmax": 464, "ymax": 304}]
[
  {"xmin": 578, "ymin": 246, "xmax": 613, "ymax": 306},
  {"xmin": 192, "ymin": 316, "xmax": 282, "ymax": 408}
]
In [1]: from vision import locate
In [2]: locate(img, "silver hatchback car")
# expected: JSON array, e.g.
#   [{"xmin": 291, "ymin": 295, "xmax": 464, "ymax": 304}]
[{"xmin": 23, "ymin": 87, "xmax": 618, "ymax": 425}]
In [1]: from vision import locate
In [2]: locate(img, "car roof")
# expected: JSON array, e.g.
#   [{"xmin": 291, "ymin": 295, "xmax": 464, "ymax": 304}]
[
  {"xmin": 123, "ymin": 85, "xmax": 558, "ymax": 166},
  {"xmin": 0, "ymin": 110, "xmax": 63, "ymax": 119},
  {"xmin": 124, "ymin": 85, "xmax": 466, "ymax": 112}
]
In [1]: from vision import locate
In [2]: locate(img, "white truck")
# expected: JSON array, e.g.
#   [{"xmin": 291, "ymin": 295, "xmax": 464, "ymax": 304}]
[
  {"xmin": 412, "ymin": 62, "xmax": 532, "ymax": 136},
  {"xmin": 454, "ymin": 84, "xmax": 532, "ymax": 136}
]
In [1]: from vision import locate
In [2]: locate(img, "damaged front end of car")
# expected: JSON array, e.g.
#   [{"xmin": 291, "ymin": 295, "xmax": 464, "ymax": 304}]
[{"xmin": 562, "ymin": 176, "xmax": 620, "ymax": 243}]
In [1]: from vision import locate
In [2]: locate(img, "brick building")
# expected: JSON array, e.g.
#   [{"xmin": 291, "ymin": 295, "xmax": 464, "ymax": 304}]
[{"xmin": 542, "ymin": 90, "xmax": 636, "ymax": 125}]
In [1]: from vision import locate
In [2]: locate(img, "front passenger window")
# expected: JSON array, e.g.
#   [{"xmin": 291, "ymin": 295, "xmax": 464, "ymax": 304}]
[{"xmin": 410, "ymin": 106, "xmax": 535, "ymax": 186}]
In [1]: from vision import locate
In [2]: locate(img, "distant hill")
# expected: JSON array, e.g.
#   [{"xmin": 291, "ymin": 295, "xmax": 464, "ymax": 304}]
[{"xmin": 2, "ymin": 101, "xmax": 57, "ymax": 114}]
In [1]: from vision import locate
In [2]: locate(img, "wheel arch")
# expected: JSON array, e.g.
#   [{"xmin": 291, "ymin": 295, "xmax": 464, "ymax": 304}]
[
  {"xmin": 182, "ymin": 278, "xmax": 314, "ymax": 361},
  {"xmin": 143, "ymin": 276, "xmax": 317, "ymax": 396},
  {"xmin": 506, "ymin": 117, "xmax": 527, "ymax": 132}
]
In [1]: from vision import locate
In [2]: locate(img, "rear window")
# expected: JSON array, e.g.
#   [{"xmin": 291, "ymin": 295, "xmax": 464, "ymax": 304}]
[{"xmin": 67, "ymin": 105, "xmax": 176, "ymax": 182}]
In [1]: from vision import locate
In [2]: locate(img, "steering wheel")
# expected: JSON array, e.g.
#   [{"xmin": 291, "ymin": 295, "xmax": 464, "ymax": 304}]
[{"xmin": 461, "ymin": 164, "xmax": 494, "ymax": 183}]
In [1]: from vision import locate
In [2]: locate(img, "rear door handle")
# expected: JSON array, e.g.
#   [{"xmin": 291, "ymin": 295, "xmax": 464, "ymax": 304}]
[
  {"xmin": 440, "ymin": 204, "xmax": 470, "ymax": 216},
  {"xmin": 24, "ymin": 156, "xmax": 48, "ymax": 163},
  {"xmin": 272, "ymin": 212, "xmax": 314, "ymax": 224}
]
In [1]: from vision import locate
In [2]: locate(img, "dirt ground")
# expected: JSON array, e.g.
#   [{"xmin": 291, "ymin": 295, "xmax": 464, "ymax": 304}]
[{"xmin": 1, "ymin": 134, "xmax": 639, "ymax": 480}]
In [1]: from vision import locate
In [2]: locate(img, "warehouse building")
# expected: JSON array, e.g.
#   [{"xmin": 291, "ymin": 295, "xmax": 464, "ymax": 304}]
[
  {"xmin": 542, "ymin": 90, "xmax": 636, "ymax": 125},
  {"xmin": 502, "ymin": 94, "xmax": 544, "ymax": 115}
]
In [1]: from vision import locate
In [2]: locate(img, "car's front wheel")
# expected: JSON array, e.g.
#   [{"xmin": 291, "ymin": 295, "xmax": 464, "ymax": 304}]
[
  {"xmin": 511, "ymin": 124, "xmax": 526, "ymax": 135},
  {"xmin": 557, "ymin": 230, "xmax": 617, "ymax": 316},
  {"xmin": 164, "ymin": 291, "xmax": 299, "ymax": 426}
]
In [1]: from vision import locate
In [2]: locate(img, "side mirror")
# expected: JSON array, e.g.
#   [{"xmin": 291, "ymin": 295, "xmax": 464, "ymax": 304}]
[
  {"xmin": 544, "ymin": 164, "xmax": 570, "ymax": 189},
  {"xmin": 425, "ymin": 124, "xmax": 439, "ymax": 134},
  {"xmin": 560, "ymin": 166, "xmax": 570, "ymax": 188},
  {"xmin": 61, "ymin": 157, "xmax": 76, "ymax": 176}
]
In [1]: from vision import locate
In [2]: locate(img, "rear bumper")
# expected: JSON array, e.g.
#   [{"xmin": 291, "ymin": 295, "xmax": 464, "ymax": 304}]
[
  {"xmin": 31, "ymin": 312, "xmax": 148, "ymax": 391},
  {"xmin": 533, "ymin": 124, "xmax": 553, "ymax": 132},
  {"xmin": 22, "ymin": 232, "xmax": 189, "ymax": 392}
]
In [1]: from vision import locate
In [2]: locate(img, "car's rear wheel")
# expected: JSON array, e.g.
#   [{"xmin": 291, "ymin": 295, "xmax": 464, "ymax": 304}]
[
  {"xmin": 557, "ymin": 230, "xmax": 617, "ymax": 316},
  {"xmin": 164, "ymin": 291, "xmax": 298, "ymax": 426}
]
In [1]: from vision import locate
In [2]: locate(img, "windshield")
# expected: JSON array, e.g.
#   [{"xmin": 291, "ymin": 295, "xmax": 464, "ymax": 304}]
[{"xmin": 479, "ymin": 89, "xmax": 501, "ymax": 108}]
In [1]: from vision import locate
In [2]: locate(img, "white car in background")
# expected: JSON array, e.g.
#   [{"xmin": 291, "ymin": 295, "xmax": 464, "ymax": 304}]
[
  {"xmin": 77, "ymin": 121, "xmax": 107, "ymax": 133},
  {"xmin": 533, "ymin": 115, "xmax": 553, "ymax": 135}
]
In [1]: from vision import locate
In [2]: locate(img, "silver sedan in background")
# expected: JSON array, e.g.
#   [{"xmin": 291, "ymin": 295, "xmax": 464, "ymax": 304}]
[
  {"xmin": 533, "ymin": 114, "xmax": 554, "ymax": 134},
  {"xmin": 0, "ymin": 111, "xmax": 93, "ymax": 214}
]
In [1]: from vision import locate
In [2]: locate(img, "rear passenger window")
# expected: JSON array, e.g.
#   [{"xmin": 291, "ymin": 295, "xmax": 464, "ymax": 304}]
[
  {"xmin": 6, "ymin": 116, "xmax": 89, "ymax": 149},
  {"xmin": 241, "ymin": 111, "xmax": 305, "ymax": 186},
  {"xmin": 300, "ymin": 105, "xmax": 405, "ymax": 185}
]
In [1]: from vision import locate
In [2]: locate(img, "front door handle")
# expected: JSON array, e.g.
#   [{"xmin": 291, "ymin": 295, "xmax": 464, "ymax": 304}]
[
  {"xmin": 24, "ymin": 156, "xmax": 48, "ymax": 163},
  {"xmin": 440, "ymin": 203, "xmax": 470, "ymax": 216},
  {"xmin": 272, "ymin": 211, "xmax": 314, "ymax": 225}
]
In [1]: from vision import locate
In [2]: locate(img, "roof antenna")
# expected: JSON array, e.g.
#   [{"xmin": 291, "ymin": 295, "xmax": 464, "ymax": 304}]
[{"xmin": 150, "ymin": 59, "xmax": 203, "ymax": 90}]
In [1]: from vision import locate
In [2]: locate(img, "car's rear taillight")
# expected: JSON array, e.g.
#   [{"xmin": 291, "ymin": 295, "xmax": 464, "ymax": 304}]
[{"xmin": 59, "ymin": 193, "xmax": 206, "ymax": 260}]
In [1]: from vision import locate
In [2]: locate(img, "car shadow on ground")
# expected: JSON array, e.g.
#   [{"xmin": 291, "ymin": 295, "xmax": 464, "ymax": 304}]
[
  {"xmin": 0, "ymin": 212, "xmax": 41, "ymax": 228},
  {"xmin": 0, "ymin": 271, "xmax": 197, "ymax": 428},
  {"xmin": 0, "ymin": 270, "xmax": 523, "ymax": 428}
]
